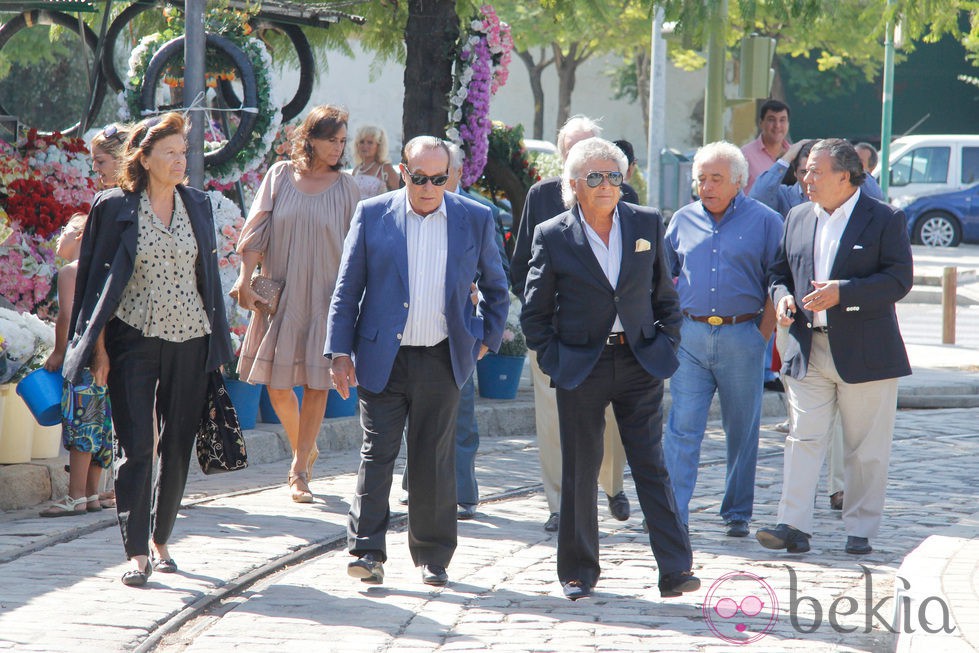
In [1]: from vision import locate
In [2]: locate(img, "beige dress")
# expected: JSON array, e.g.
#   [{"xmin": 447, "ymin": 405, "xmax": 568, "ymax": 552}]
[{"xmin": 236, "ymin": 160, "xmax": 361, "ymax": 389}]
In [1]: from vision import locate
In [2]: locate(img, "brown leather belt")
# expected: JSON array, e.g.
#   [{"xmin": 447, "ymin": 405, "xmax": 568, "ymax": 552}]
[
  {"xmin": 606, "ymin": 332, "xmax": 627, "ymax": 345},
  {"xmin": 683, "ymin": 310, "xmax": 761, "ymax": 326}
]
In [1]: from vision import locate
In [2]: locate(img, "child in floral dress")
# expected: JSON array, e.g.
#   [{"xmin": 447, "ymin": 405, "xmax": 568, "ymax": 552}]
[{"xmin": 39, "ymin": 213, "xmax": 114, "ymax": 517}]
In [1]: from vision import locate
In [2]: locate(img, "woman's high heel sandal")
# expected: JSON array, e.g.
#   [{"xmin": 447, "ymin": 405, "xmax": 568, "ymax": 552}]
[{"xmin": 288, "ymin": 471, "xmax": 313, "ymax": 503}]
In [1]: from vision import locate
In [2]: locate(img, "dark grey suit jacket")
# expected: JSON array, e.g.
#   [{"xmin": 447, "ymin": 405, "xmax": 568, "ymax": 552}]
[
  {"xmin": 520, "ymin": 202, "xmax": 682, "ymax": 390},
  {"xmin": 768, "ymin": 191, "xmax": 913, "ymax": 384},
  {"xmin": 63, "ymin": 186, "xmax": 233, "ymax": 385}
]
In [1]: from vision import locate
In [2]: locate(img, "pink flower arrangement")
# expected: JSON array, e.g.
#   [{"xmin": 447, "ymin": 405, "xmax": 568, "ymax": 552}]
[
  {"xmin": 0, "ymin": 223, "xmax": 57, "ymax": 317},
  {"xmin": 447, "ymin": 4, "xmax": 515, "ymax": 187}
]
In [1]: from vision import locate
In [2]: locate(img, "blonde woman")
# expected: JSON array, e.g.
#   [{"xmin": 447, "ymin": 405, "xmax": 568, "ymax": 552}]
[{"xmin": 351, "ymin": 125, "xmax": 398, "ymax": 198}]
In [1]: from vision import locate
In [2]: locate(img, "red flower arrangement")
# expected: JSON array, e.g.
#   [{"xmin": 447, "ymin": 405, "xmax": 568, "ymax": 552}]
[{"xmin": 4, "ymin": 178, "xmax": 88, "ymax": 238}]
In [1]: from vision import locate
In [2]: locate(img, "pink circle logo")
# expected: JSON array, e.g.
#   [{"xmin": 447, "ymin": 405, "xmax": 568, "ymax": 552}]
[{"xmin": 703, "ymin": 571, "xmax": 779, "ymax": 644}]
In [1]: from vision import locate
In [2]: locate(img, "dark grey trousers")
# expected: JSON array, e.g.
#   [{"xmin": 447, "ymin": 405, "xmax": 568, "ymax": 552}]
[{"xmin": 348, "ymin": 340, "xmax": 461, "ymax": 567}]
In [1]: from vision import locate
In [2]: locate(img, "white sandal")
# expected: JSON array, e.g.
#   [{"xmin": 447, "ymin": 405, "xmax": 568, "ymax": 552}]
[
  {"xmin": 39, "ymin": 495, "xmax": 88, "ymax": 518},
  {"xmin": 86, "ymin": 494, "xmax": 103, "ymax": 513}
]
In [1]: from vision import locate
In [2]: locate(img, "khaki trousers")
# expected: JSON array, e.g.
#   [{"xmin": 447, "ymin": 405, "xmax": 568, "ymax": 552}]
[
  {"xmin": 778, "ymin": 333, "xmax": 898, "ymax": 538},
  {"xmin": 529, "ymin": 350, "xmax": 626, "ymax": 513}
]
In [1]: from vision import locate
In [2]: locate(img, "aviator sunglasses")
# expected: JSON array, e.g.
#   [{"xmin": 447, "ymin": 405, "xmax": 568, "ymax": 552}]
[
  {"xmin": 402, "ymin": 165, "xmax": 449, "ymax": 187},
  {"xmin": 580, "ymin": 171, "xmax": 624, "ymax": 188}
]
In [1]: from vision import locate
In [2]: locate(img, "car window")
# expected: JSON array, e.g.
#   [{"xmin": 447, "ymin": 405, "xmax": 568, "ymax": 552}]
[
  {"xmin": 891, "ymin": 146, "xmax": 950, "ymax": 186},
  {"xmin": 963, "ymin": 147, "xmax": 979, "ymax": 183}
]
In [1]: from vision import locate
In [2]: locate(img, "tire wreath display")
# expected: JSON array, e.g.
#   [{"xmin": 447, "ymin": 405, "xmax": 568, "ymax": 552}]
[
  {"xmin": 127, "ymin": 32, "xmax": 282, "ymax": 184},
  {"xmin": 0, "ymin": 10, "xmax": 104, "ymax": 134}
]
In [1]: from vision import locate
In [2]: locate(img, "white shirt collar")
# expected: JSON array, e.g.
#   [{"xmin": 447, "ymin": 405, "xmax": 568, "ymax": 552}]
[
  {"xmin": 814, "ymin": 187, "xmax": 861, "ymax": 222},
  {"xmin": 406, "ymin": 193, "xmax": 448, "ymax": 221}
]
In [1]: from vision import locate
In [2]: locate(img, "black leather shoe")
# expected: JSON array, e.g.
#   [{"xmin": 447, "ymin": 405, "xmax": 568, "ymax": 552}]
[
  {"xmin": 457, "ymin": 504, "xmax": 477, "ymax": 520},
  {"xmin": 607, "ymin": 492, "xmax": 630, "ymax": 521},
  {"xmin": 659, "ymin": 571, "xmax": 700, "ymax": 598},
  {"xmin": 725, "ymin": 520, "xmax": 750, "ymax": 538},
  {"xmin": 121, "ymin": 559, "xmax": 153, "ymax": 587},
  {"xmin": 348, "ymin": 552, "xmax": 385, "ymax": 584},
  {"xmin": 756, "ymin": 523, "xmax": 811, "ymax": 553},
  {"xmin": 562, "ymin": 579, "xmax": 592, "ymax": 601},
  {"xmin": 421, "ymin": 564, "xmax": 448, "ymax": 586},
  {"xmin": 829, "ymin": 491, "xmax": 844, "ymax": 511},
  {"xmin": 544, "ymin": 512, "xmax": 560, "ymax": 532},
  {"xmin": 845, "ymin": 536, "xmax": 872, "ymax": 555}
]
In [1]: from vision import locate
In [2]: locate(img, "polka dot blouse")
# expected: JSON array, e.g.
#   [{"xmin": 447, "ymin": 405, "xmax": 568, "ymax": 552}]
[{"xmin": 115, "ymin": 191, "xmax": 211, "ymax": 342}]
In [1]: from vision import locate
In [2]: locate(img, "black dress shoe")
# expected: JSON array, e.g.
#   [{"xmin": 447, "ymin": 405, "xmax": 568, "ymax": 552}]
[
  {"xmin": 421, "ymin": 564, "xmax": 448, "ymax": 586},
  {"xmin": 845, "ymin": 536, "xmax": 872, "ymax": 555},
  {"xmin": 348, "ymin": 552, "xmax": 385, "ymax": 584},
  {"xmin": 658, "ymin": 571, "xmax": 700, "ymax": 598},
  {"xmin": 562, "ymin": 579, "xmax": 592, "ymax": 601},
  {"xmin": 607, "ymin": 492, "xmax": 630, "ymax": 521},
  {"xmin": 756, "ymin": 523, "xmax": 811, "ymax": 553},
  {"xmin": 544, "ymin": 512, "xmax": 560, "ymax": 532},
  {"xmin": 152, "ymin": 557, "xmax": 178, "ymax": 573},
  {"xmin": 829, "ymin": 491, "xmax": 844, "ymax": 511},
  {"xmin": 121, "ymin": 559, "xmax": 153, "ymax": 587},
  {"xmin": 725, "ymin": 520, "xmax": 750, "ymax": 538},
  {"xmin": 457, "ymin": 504, "xmax": 477, "ymax": 520}
]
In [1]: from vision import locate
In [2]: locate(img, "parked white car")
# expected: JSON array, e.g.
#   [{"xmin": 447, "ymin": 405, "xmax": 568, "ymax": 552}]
[{"xmin": 876, "ymin": 134, "xmax": 979, "ymax": 207}]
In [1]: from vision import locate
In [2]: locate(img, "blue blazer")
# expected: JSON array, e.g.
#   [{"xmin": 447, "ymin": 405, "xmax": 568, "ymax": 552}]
[
  {"xmin": 769, "ymin": 191, "xmax": 913, "ymax": 384},
  {"xmin": 521, "ymin": 203, "xmax": 682, "ymax": 390},
  {"xmin": 324, "ymin": 189, "xmax": 509, "ymax": 393}
]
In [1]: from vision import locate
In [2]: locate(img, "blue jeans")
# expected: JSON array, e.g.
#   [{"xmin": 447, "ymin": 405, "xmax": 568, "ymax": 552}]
[
  {"xmin": 455, "ymin": 375, "xmax": 479, "ymax": 506},
  {"xmin": 664, "ymin": 318, "xmax": 766, "ymax": 525},
  {"xmin": 763, "ymin": 337, "xmax": 777, "ymax": 382}
]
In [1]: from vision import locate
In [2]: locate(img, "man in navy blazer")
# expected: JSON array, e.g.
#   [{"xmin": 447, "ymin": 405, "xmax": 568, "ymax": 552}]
[
  {"xmin": 521, "ymin": 137, "xmax": 697, "ymax": 601},
  {"xmin": 757, "ymin": 139, "xmax": 913, "ymax": 556},
  {"xmin": 325, "ymin": 136, "xmax": 508, "ymax": 587}
]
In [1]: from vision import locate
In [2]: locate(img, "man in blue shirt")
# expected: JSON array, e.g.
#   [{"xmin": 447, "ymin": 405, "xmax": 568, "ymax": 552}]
[{"xmin": 663, "ymin": 141, "xmax": 784, "ymax": 539}]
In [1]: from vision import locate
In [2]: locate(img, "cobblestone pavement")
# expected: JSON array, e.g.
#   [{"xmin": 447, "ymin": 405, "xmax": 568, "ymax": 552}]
[{"xmin": 0, "ymin": 403, "xmax": 974, "ymax": 652}]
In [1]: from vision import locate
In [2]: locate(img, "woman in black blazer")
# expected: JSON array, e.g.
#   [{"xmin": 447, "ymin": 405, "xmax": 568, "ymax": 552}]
[{"xmin": 64, "ymin": 112, "xmax": 232, "ymax": 586}]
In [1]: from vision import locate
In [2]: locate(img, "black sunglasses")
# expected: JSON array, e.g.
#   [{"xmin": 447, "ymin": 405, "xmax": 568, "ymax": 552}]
[
  {"xmin": 581, "ymin": 171, "xmax": 624, "ymax": 188},
  {"xmin": 403, "ymin": 166, "xmax": 449, "ymax": 187}
]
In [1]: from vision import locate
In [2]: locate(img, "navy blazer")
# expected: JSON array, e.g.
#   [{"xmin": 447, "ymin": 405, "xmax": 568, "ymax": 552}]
[
  {"xmin": 768, "ymin": 191, "xmax": 913, "ymax": 384},
  {"xmin": 324, "ymin": 189, "xmax": 509, "ymax": 393},
  {"xmin": 521, "ymin": 203, "xmax": 682, "ymax": 390},
  {"xmin": 63, "ymin": 186, "xmax": 233, "ymax": 385}
]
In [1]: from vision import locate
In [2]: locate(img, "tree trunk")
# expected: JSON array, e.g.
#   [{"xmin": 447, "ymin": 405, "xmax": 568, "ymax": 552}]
[
  {"xmin": 634, "ymin": 46, "xmax": 650, "ymax": 140},
  {"xmin": 516, "ymin": 48, "xmax": 553, "ymax": 140},
  {"xmin": 482, "ymin": 155, "xmax": 527, "ymax": 258},
  {"xmin": 553, "ymin": 42, "xmax": 590, "ymax": 131},
  {"xmin": 403, "ymin": 0, "xmax": 459, "ymax": 142}
]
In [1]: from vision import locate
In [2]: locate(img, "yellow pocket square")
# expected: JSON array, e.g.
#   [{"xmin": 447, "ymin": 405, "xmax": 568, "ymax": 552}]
[{"xmin": 635, "ymin": 238, "xmax": 651, "ymax": 252}]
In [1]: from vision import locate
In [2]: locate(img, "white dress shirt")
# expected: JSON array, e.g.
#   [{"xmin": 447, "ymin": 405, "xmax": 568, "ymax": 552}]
[
  {"xmin": 401, "ymin": 198, "xmax": 449, "ymax": 346},
  {"xmin": 812, "ymin": 188, "xmax": 861, "ymax": 327},
  {"xmin": 579, "ymin": 206, "xmax": 624, "ymax": 333}
]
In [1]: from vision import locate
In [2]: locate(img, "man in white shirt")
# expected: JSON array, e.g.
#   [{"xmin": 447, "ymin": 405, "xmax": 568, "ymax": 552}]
[
  {"xmin": 326, "ymin": 136, "xmax": 509, "ymax": 587},
  {"xmin": 756, "ymin": 139, "xmax": 913, "ymax": 556}
]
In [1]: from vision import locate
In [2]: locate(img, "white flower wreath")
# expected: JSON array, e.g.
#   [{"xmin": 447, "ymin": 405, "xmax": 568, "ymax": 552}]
[{"xmin": 120, "ymin": 33, "xmax": 282, "ymax": 187}]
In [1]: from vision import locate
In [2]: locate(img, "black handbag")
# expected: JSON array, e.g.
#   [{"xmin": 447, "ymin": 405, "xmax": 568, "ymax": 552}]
[{"xmin": 196, "ymin": 371, "xmax": 249, "ymax": 474}]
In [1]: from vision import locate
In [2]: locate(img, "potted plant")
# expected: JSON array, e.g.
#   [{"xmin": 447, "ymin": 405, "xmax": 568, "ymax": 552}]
[{"xmin": 477, "ymin": 297, "xmax": 528, "ymax": 399}]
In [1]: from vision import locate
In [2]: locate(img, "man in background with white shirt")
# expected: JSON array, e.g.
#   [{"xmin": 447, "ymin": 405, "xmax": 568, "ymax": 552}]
[{"xmin": 757, "ymin": 139, "xmax": 913, "ymax": 556}]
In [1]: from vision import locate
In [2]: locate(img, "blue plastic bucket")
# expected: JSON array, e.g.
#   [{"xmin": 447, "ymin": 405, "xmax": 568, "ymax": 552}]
[
  {"xmin": 16, "ymin": 368, "xmax": 63, "ymax": 426},
  {"xmin": 325, "ymin": 387, "xmax": 358, "ymax": 418},
  {"xmin": 224, "ymin": 379, "xmax": 262, "ymax": 430},
  {"xmin": 476, "ymin": 354, "xmax": 526, "ymax": 399}
]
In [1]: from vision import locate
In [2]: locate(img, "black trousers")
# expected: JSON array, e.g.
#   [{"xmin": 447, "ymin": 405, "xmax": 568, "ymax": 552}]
[
  {"xmin": 348, "ymin": 340, "xmax": 461, "ymax": 567},
  {"xmin": 554, "ymin": 344, "xmax": 692, "ymax": 587},
  {"xmin": 105, "ymin": 319, "xmax": 208, "ymax": 559}
]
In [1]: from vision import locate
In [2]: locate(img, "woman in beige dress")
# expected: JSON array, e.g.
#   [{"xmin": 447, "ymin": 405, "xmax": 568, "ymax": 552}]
[
  {"xmin": 351, "ymin": 125, "xmax": 399, "ymax": 199},
  {"xmin": 231, "ymin": 105, "xmax": 360, "ymax": 503}
]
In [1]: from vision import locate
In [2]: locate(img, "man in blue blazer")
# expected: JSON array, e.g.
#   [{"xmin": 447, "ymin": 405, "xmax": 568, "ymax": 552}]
[
  {"xmin": 325, "ymin": 136, "xmax": 508, "ymax": 587},
  {"xmin": 757, "ymin": 139, "xmax": 913, "ymax": 556},
  {"xmin": 521, "ymin": 137, "xmax": 697, "ymax": 601}
]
